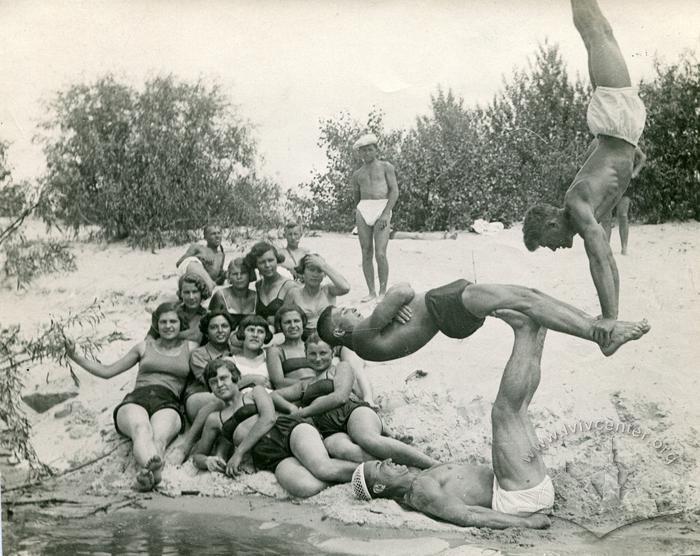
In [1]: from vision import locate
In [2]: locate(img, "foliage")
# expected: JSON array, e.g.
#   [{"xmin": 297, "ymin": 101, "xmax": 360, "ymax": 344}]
[
  {"xmin": 3, "ymin": 234, "xmax": 76, "ymax": 289},
  {"xmin": 0, "ymin": 301, "xmax": 105, "ymax": 477},
  {"xmin": 636, "ymin": 52, "xmax": 700, "ymax": 222},
  {"xmin": 36, "ymin": 74, "xmax": 282, "ymax": 248}
]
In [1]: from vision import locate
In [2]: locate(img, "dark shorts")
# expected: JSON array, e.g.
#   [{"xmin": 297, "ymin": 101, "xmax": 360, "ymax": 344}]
[
  {"xmin": 182, "ymin": 377, "xmax": 209, "ymax": 405},
  {"xmin": 112, "ymin": 385, "xmax": 185, "ymax": 436},
  {"xmin": 311, "ymin": 400, "xmax": 371, "ymax": 438},
  {"xmin": 251, "ymin": 415, "xmax": 310, "ymax": 472},
  {"xmin": 424, "ymin": 279, "xmax": 485, "ymax": 339}
]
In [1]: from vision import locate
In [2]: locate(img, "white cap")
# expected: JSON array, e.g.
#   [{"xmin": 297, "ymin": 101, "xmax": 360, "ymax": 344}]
[
  {"xmin": 353, "ymin": 133, "xmax": 378, "ymax": 150},
  {"xmin": 351, "ymin": 463, "xmax": 372, "ymax": 501}
]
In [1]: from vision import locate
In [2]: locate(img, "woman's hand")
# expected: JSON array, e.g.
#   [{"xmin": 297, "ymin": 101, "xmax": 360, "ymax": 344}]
[
  {"xmin": 226, "ymin": 451, "xmax": 244, "ymax": 477},
  {"xmin": 64, "ymin": 338, "xmax": 77, "ymax": 358},
  {"xmin": 206, "ymin": 456, "xmax": 226, "ymax": 473}
]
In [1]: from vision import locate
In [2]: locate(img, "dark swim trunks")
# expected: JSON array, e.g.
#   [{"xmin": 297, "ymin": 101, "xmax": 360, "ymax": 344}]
[
  {"xmin": 424, "ymin": 279, "xmax": 485, "ymax": 339},
  {"xmin": 311, "ymin": 400, "xmax": 371, "ymax": 438},
  {"xmin": 113, "ymin": 385, "xmax": 185, "ymax": 436},
  {"xmin": 251, "ymin": 415, "xmax": 310, "ymax": 472}
]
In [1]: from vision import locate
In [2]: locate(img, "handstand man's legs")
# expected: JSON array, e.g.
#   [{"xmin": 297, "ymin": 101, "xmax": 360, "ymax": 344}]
[
  {"xmin": 491, "ymin": 311, "xmax": 547, "ymax": 491},
  {"xmin": 572, "ymin": 0, "xmax": 631, "ymax": 88}
]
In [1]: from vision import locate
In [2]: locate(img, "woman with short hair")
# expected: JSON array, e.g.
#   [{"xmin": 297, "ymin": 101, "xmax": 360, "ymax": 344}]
[{"xmin": 65, "ymin": 302, "xmax": 197, "ymax": 490}]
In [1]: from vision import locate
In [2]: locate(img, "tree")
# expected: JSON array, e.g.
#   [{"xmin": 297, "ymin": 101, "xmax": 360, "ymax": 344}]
[
  {"xmin": 37, "ymin": 74, "xmax": 281, "ymax": 247},
  {"xmin": 636, "ymin": 52, "xmax": 700, "ymax": 222}
]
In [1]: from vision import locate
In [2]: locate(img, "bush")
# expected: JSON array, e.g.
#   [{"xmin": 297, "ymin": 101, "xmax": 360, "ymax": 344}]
[
  {"xmin": 3, "ymin": 235, "xmax": 76, "ymax": 289},
  {"xmin": 635, "ymin": 52, "xmax": 700, "ymax": 222},
  {"xmin": 36, "ymin": 74, "xmax": 282, "ymax": 248}
]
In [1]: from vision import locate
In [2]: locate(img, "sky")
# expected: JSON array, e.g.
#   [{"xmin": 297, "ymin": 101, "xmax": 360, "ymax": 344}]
[{"xmin": 1, "ymin": 0, "xmax": 698, "ymax": 190}]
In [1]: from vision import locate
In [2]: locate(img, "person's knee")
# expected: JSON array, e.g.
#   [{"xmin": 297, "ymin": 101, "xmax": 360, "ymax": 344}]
[
  {"xmin": 276, "ymin": 467, "xmax": 325, "ymax": 498},
  {"xmin": 491, "ymin": 397, "xmax": 523, "ymax": 421},
  {"xmin": 361, "ymin": 246, "xmax": 374, "ymax": 258},
  {"xmin": 374, "ymin": 251, "xmax": 388, "ymax": 265}
]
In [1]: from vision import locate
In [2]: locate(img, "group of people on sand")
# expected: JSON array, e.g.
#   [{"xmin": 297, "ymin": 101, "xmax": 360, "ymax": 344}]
[{"xmin": 65, "ymin": 0, "xmax": 653, "ymax": 530}]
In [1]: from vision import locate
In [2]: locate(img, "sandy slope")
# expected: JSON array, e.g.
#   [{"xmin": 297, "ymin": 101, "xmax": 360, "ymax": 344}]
[{"xmin": 2, "ymin": 220, "xmax": 699, "ymax": 551}]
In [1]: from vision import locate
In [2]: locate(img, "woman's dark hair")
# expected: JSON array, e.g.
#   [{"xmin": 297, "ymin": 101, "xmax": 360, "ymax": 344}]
[
  {"xmin": 294, "ymin": 253, "xmax": 323, "ymax": 277},
  {"xmin": 274, "ymin": 303, "xmax": 308, "ymax": 334},
  {"xmin": 177, "ymin": 272, "xmax": 211, "ymax": 301},
  {"xmin": 236, "ymin": 314, "xmax": 273, "ymax": 344},
  {"xmin": 227, "ymin": 257, "xmax": 256, "ymax": 284},
  {"xmin": 199, "ymin": 311, "xmax": 236, "ymax": 343},
  {"xmin": 149, "ymin": 302, "xmax": 187, "ymax": 338},
  {"xmin": 203, "ymin": 359, "xmax": 241, "ymax": 391},
  {"xmin": 244, "ymin": 241, "xmax": 285, "ymax": 270}
]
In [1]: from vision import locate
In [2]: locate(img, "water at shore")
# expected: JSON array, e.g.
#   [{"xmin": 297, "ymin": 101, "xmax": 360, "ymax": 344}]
[{"xmin": 5, "ymin": 508, "xmax": 321, "ymax": 555}]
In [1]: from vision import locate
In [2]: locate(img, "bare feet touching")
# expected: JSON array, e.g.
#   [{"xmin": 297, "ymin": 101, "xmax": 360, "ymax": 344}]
[
  {"xmin": 601, "ymin": 319, "xmax": 650, "ymax": 356},
  {"xmin": 135, "ymin": 455, "xmax": 164, "ymax": 492},
  {"xmin": 361, "ymin": 293, "xmax": 377, "ymax": 303}
]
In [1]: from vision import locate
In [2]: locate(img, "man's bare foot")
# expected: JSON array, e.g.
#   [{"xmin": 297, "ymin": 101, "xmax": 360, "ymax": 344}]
[
  {"xmin": 361, "ymin": 293, "xmax": 377, "ymax": 303},
  {"xmin": 601, "ymin": 319, "xmax": 650, "ymax": 356},
  {"xmin": 135, "ymin": 468, "xmax": 155, "ymax": 491},
  {"xmin": 146, "ymin": 455, "xmax": 164, "ymax": 486}
]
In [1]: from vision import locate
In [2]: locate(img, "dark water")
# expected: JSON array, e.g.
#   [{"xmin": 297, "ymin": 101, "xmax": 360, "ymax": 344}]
[{"xmin": 5, "ymin": 509, "xmax": 325, "ymax": 555}]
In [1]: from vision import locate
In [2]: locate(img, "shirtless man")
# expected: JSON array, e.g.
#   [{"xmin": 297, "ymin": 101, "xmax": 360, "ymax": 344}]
[
  {"xmin": 351, "ymin": 311, "xmax": 553, "ymax": 530},
  {"xmin": 522, "ymin": 0, "xmax": 646, "ymax": 328},
  {"xmin": 601, "ymin": 145, "xmax": 647, "ymax": 255},
  {"xmin": 279, "ymin": 221, "xmax": 310, "ymax": 280},
  {"xmin": 316, "ymin": 279, "xmax": 649, "ymax": 359},
  {"xmin": 176, "ymin": 224, "xmax": 226, "ymax": 293},
  {"xmin": 351, "ymin": 133, "xmax": 399, "ymax": 302}
]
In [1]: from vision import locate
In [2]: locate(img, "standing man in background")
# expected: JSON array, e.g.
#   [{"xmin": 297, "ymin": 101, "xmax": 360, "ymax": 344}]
[{"xmin": 351, "ymin": 133, "xmax": 399, "ymax": 302}]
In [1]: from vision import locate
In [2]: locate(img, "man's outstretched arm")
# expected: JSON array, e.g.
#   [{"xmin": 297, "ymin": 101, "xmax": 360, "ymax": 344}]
[
  {"xmin": 413, "ymin": 485, "xmax": 549, "ymax": 529},
  {"xmin": 581, "ymin": 222, "xmax": 619, "ymax": 320}
]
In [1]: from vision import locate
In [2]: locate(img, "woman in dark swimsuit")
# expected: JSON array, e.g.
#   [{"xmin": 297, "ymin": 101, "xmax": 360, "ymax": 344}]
[
  {"xmin": 66, "ymin": 302, "xmax": 197, "ymax": 491},
  {"xmin": 244, "ymin": 241, "xmax": 298, "ymax": 330},
  {"xmin": 266, "ymin": 305, "xmax": 316, "ymax": 389},
  {"xmin": 278, "ymin": 334, "xmax": 437, "ymax": 470},
  {"xmin": 166, "ymin": 311, "xmax": 236, "ymax": 466},
  {"xmin": 192, "ymin": 359, "xmax": 357, "ymax": 498}
]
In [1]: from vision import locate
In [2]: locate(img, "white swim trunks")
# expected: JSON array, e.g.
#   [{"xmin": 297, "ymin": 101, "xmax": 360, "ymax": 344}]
[
  {"xmin": 587, "ymin": 86, "xmax": 646, "ymax": 147},
  {"xmin": 357, "ymin": 199, "xmax": 390, "ymax": 227},
  {"xmin": 177, "ymin": 256, "xmax": 205, "ymax": 276},
  {"xmin": 492, "ymin": 475, "xmax": 554, "ymax": 515}
]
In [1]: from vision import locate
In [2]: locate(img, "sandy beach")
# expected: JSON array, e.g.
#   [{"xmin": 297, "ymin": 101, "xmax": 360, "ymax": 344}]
[{"xmin": 2, "ymin": 220, "xmax": 699, "ymax": 554}]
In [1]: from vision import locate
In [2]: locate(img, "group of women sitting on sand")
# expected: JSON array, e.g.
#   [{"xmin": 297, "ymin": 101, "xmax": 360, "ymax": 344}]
[{"xmin": 64, "ymin": 227, "xmax": 433, "ymax": 496}]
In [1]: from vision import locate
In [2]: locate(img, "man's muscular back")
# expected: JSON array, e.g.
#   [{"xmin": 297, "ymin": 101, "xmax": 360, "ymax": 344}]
[{"xmin": 565, "ymin": 137, "xmax": 635, "ymax": 232}]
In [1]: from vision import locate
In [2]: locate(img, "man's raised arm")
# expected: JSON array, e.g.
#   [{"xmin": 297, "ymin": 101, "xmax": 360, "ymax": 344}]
[{"xmin": 368, "ymin": 283, "xmax": 415, "ymax": 330}]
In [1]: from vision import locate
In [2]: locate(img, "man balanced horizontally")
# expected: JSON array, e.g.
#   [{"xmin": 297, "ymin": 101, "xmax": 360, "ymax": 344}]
[
  {"xmin": 523, "ymin": 0, "xmax": 647, "ymax": 332},
  {"xmin": 351, "ymin": 133, "xmax": 399, "ymax": 302}
]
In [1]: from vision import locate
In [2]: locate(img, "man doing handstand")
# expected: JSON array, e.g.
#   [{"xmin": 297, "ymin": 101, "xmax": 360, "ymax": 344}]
[
  {"xmin": 351, "ymin": 311, "xmax": 552, "ymax": 530},
  {"xmin": 523, "ymin": 0, "xmax": 647, "ymax": 329},
  {"xmin": 317, "ymin": 278, "xmax": 649, "ymax": 360}
]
